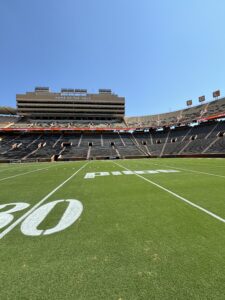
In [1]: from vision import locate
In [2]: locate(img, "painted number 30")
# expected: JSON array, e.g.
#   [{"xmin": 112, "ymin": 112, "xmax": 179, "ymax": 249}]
[{"xmin": 0, "ymin": 200, "xmax": 83, "ymax": 237}]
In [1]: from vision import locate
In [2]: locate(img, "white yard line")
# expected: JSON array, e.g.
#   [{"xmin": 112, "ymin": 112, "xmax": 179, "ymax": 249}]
[
  {"xmin": 0, "ymin": 162, "xmax": 88, "ymax": 239},
  {"xmin": 113, "ymin": 161, "xmax": 225, "ymax": 224}
]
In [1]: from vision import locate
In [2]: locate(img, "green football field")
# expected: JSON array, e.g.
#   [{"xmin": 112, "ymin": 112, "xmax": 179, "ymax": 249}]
[{"xmin": 0, "ymin": 158, "xmax": 225, "ymax": 299}]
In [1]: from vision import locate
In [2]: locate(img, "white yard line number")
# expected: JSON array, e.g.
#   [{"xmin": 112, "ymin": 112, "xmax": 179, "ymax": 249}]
[
  {"xmin": 0, "ymin": 162, "xmax": 88, "ymax": 239},
  {"xmin": 0, "ymin": 200, "xmax": 83, "ymax": 236}
]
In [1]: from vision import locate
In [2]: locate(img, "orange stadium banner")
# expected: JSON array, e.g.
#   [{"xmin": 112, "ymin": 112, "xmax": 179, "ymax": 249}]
[
  {"xmin": 0, "ymin": 127, "xmax": 137, "ymax": 133},
  {"xmin": 198, "ymin": 112, "xmax": 225, "ymax": 122}
]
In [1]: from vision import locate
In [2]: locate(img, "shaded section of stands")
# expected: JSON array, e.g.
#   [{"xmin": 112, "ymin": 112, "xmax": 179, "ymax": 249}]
[{"xmin": 0, "ymin": 120, "xmax": 224, "ymax": 162}]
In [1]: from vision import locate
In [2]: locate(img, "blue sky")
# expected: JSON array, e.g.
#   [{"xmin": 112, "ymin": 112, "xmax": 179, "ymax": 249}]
[{"xmin": 1, "ymin": 0, "xmax": 225, "ymax": 116}]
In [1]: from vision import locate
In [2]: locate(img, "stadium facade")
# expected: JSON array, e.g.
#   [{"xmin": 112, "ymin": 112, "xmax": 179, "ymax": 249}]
[
  {"xmin": 16, "ymin": 87, "xmax": 125, "ymax": 121},
  {"xmin": 0, "ymin": 87, "xmax": 224, "ymax": 162}
]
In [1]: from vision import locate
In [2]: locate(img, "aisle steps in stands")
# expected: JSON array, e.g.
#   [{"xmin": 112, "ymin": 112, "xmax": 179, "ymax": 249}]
[{"xmin": 160, "ymin": 131, "xmax": 170, "ymax": 157}]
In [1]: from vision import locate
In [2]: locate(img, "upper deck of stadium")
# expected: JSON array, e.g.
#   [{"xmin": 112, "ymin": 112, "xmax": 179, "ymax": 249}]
[{"xmin": 0, "ymin": 87, "xmax": 225, "ymax": 130}]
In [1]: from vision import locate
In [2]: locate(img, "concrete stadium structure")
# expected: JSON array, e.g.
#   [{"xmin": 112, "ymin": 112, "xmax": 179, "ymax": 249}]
[
  {"xmin": 0, "ymin": 87, "xmax": 224, "ymax": 162},
  {"xmin": 16, "ymin": 87, "xmax": 125, "ymax": 122}
]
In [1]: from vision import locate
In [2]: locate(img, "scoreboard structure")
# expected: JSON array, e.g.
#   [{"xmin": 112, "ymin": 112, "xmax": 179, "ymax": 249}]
[{"xmin": 16, "ymin": 87, "xmax": 125, "ymax": 121}]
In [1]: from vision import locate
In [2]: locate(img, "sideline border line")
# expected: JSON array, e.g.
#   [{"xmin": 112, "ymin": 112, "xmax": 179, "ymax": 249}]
[
  {"xmin": 149, "ymin": 161, "xmax": 225, "ymax": 179},
  {"xmin": 0, "ymin": 161, "xmax": 80, "ymax": 174},
  {"xmin": 0, "ymin": 162, "xmax": 72, "ymax": 183},
  {"xmin": 131, "ymin": 158, "xmax": 225, "ymax": 179}
]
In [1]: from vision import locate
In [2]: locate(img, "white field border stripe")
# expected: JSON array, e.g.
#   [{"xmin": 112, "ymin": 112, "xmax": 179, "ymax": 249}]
[
  {"xmin": 0, "ymin": 161, "xmax": 84, "ymax": 176},
  {"xmin": 0, "ymin": 165, "xmax": 35, "ymax": 173},
  {"xmin": 0, "ymin": 162, "xmax": 88, "ymax": 239},
  {"xmin": 0, "ymin": 162, "xmax": 56, "ymax": 173},
  {"xmin": 0, "ymin": 162, "xmax": 69, "ymax": 183},
  {"xmin": 113, "ymin": 161, "xmax": 225, "ymax": 224},
  {"xmin": 149, "ymin": 162, "xmax": 225, "ymax": 179},
  {"xmin": 0, "ymin": 168, "xmax": 50, "ymax": 182},
  {"xmin": 0, "ymin": 161, "xmax": 73, "ymax": 173}
]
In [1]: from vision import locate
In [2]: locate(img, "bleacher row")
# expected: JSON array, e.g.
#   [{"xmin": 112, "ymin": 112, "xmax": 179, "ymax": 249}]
[{"xmin": 0, "ymin": 120, "xmax": 224, "ymax": 162}]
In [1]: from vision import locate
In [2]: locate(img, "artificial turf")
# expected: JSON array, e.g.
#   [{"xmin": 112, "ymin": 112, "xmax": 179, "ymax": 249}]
[{"xmin": 0, "ymin": 158, "xmax": 225, "ymax": 299}]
